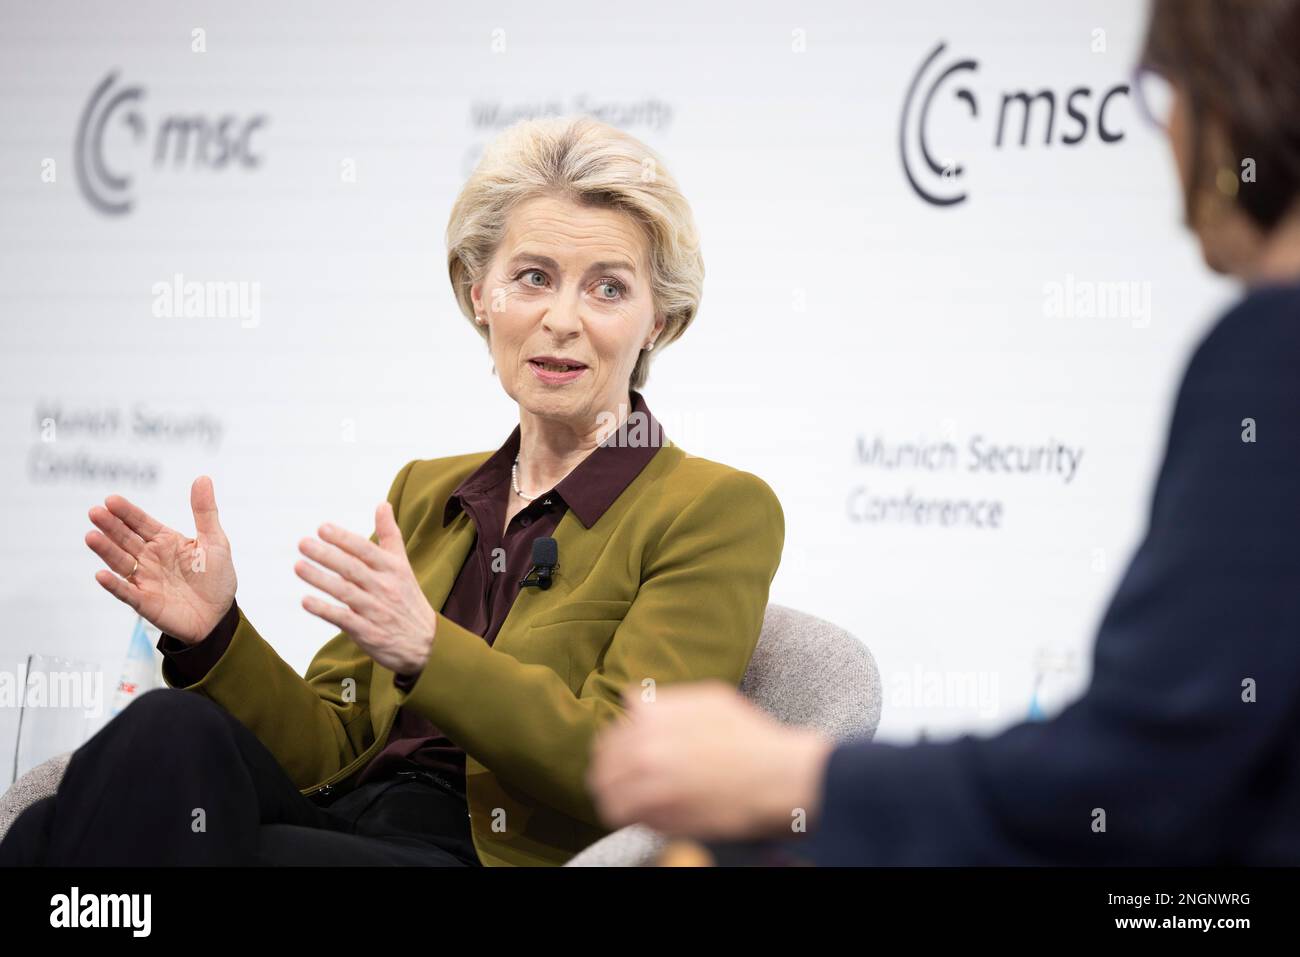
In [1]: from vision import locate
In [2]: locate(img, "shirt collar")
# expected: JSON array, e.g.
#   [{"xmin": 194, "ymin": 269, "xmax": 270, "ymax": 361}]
[{"xmin": 442, "ymin": 389, "xmax": 667, "ymax": 529}]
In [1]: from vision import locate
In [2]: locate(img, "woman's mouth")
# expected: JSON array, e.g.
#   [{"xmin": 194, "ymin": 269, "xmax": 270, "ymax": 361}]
[{"xmin": 528, "ymin": 357, "xmax": 588, "ymax": 384}]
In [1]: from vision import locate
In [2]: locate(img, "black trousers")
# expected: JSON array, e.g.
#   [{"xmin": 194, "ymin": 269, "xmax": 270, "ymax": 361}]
[{"xmin": 0, "ymin": 688, "xmax": 480, "ymax": 866}]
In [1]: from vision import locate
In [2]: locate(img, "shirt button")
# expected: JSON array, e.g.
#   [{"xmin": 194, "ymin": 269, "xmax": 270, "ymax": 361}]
[{"xmin": 520, "ymin": 516, "xmax": 531, "ymax": 527}]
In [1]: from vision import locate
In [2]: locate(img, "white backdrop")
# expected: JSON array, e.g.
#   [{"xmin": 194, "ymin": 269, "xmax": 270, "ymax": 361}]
[{"xmin": 0, "ymin": 0, "xmax": 1236, "ymax": 776}]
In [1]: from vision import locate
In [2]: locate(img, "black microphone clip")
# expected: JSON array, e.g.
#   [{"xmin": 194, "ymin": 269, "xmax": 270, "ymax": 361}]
[{"xmin": 519, "ymin": 536, "xmax": 559, "ymax": 591}]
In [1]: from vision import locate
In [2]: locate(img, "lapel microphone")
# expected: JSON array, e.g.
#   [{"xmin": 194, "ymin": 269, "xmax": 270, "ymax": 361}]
[{"xmin": 519, "ymin": 536, "xmax": 559, "ymax": 590}]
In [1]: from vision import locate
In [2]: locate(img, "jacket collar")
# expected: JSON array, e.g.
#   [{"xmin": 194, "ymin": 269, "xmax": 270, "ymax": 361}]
[{"xmin": 442, "ymin": 389, "xmax": 667, "ymax": 529}]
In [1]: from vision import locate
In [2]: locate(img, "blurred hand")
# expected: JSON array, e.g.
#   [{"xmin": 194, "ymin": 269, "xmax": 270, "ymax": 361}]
[
  {"xmin": 294, "ymin": 501, "xmax": 436, "ymax": 676},
  {"xmin": 587, "ymin": 681, "xmax": 836, "ymax": 840},
  {"xmin": 86, "ymin": 475, "xmax": 238, "ymax": 645}
]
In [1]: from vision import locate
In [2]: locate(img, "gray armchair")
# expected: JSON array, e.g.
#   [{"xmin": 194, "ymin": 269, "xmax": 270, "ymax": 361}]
[
  {"xmin": 564, "ymin": 603, "xmax": 880, "ymax": 865},
  {"xmin": 0, "ymin": 604, "xmax": 881, "ymax": 864},
  {"xmin": 0, "ymin": 751, "xmax": 70, "ymax": 843}
]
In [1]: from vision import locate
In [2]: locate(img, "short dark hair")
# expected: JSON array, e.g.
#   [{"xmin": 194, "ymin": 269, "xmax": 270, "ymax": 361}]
[{"xmin": 1140, "ymin": 0, "xmax": 1300, "ymax": 231}]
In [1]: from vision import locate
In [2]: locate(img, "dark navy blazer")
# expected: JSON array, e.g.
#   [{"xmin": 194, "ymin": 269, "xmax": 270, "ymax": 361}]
[{"xmin": 805, "ymin": 280, "xmax": 1300, "ymax": 865}]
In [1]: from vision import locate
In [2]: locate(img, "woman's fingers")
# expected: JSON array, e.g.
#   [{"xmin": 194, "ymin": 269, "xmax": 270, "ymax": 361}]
[
  {"xmin": 87, "ymin": 504, "xmax": 145, "ymax": 558},
  {"xmin": 374, "ymin": 502, "xmax": 404, "ymax": 555},
  {"xmin": 103, "ymin": 494, "xmax": 167, "ymax": 542},
  {"xmin": 294, "ymin": 557, "xmax": 377, "ymax": 616},
  {"xmin": 85, "ymin": 528, "xmax": 140, "ymax": 578},
  {"xmin": 190, "ymin": 475, "xmax": 225, "ymax": 540},
  {"xmin": 301, "ymin": 594, "xmax": 368, "ymax": 637},
  {"xmin": 298, "ymin": 535, "xmax": 376, "ymax": 587},
  {"xmin": 318, "ymin": 522, "xmax": 391, "ymax": 571},
  {"xmin": 93, "ymin": 568, "xmax": 144, "ymax": 611}
]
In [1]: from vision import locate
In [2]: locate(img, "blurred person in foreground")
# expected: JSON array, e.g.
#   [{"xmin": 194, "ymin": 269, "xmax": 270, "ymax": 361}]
[
  {"xmin": 0, "ymin": 116, "xmax": 783, "ymax": 867},
  {"xmin": 588, "ymin": 0, "xmax": 1300, "ymax": 865}
]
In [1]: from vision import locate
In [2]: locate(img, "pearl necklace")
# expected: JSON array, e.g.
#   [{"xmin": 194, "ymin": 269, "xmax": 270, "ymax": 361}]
[{"xmin": 511, "ymin": 454, "xmax": 543, "ymax": 501}]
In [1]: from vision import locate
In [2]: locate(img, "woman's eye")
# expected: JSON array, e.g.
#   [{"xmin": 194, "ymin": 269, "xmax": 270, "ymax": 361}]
[
  {"xmin": 518, "ymin": 269, "xmax": 547, "ymax": 287},
  {"xmin": 595, "ymin": 280, "xmax": 626, "ymax": 300}
]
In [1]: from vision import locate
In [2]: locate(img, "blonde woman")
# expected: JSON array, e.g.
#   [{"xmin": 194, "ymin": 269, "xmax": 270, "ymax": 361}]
[{"xmin": 2, "ymin": 115, "xmax": 784, "ymax": 867}]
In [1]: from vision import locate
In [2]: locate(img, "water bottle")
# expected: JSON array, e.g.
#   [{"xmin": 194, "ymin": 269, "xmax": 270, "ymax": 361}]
[{"xmin": 109, "ymin": 615, "xmax": 163, "ymax": 718}]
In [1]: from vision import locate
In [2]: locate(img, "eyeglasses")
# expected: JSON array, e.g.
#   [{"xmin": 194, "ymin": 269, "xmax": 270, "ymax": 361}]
[{"xmin": 1131, "ymin": 65, "xmax": 1175, "ymax": 132}]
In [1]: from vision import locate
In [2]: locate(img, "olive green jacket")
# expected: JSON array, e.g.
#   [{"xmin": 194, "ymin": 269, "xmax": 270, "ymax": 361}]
[{"xmin": 162, "ymin": 443, "xmax": 784, "ymax": 865}]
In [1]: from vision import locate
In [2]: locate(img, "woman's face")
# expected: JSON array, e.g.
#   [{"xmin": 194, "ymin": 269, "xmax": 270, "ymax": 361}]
[{"xmin": 471, "ymin": 194, "xmax": 665, "ymax": 430}]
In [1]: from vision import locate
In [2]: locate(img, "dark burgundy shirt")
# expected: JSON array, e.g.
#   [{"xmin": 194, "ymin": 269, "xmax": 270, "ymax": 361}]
[{"xmin": 157, "ymin": 389, "xmax": 664, "ymax": 796}]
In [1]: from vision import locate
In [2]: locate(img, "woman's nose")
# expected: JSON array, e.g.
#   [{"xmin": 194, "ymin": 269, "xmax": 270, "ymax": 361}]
[{"xmin": 540, "ymin": 292, "xmax": 583, "ymax": 336}]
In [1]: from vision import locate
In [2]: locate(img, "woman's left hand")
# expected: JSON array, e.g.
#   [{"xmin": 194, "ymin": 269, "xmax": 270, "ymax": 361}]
[{"xmin": 295, "ymin": 501, "xmax": 435, "ymax": 677}]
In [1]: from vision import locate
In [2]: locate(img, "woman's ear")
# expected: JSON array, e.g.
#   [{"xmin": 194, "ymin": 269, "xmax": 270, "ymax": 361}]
[{"xmin": 470, "ymin": 280, "xmax": 485, "ymax": 320}]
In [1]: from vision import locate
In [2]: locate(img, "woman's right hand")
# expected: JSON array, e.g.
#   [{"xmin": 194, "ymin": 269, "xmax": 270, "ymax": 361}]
[{"xmin": 85, "ymin": 475, "xmax": 238, "ymax": 646}]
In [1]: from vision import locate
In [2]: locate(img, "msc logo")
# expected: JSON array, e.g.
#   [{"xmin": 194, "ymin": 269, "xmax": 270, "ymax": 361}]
[
  {"xmin": 899, "ymin": 42, "xmax": 1130, "ymax": 207},
  {"xmin": 75, "ymin": 71, "xmax": 269, "ymax": 215}
]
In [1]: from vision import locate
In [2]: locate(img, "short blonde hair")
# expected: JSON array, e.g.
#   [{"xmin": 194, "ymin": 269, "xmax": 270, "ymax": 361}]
[{"xmin": 446, "ymin": 115, "xmax": 704, "ymax": 391}]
